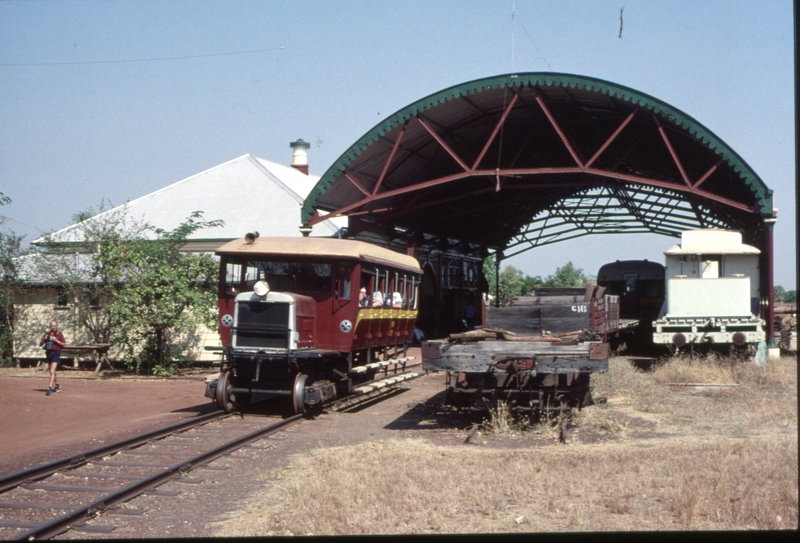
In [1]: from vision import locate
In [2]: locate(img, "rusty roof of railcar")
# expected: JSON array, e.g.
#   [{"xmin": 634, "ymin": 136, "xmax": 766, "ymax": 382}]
[{"xmin": 215, "ymin": 236, "xmax": 421, "ymax": 272}]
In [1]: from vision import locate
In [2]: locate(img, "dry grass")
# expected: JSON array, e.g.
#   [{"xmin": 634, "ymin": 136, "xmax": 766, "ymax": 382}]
[
  {"xmin": 214, "ymin": 355, "xmax": 798, "ymax": 535},
  {"xmin": 587, "ymin": 353, "xmax": 798, "ymax": 434}
]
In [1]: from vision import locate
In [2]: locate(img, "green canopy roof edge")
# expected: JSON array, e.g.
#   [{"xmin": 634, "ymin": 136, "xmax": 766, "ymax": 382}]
[{"xmin": 302, "ymin": 73, "xmax": 773, "ymax": 226}]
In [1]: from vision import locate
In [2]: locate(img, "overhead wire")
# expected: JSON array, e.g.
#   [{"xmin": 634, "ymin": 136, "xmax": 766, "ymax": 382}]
[
  {"xmin": 516, "ymin": 17, "xmax": 552, "ymax": 71},
  {"xmin": 0, "ymin": 45, "xmax": 289, "ymax": 67}
]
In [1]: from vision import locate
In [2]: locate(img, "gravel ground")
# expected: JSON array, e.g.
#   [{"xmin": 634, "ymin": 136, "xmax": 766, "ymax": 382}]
[
  {"xmin": 0, "ymin": 351, "xmax": 488, "ymax": 539},
  {"xmin": 54, "ymin": 371, "xmax": 466, "ymax": 539}
]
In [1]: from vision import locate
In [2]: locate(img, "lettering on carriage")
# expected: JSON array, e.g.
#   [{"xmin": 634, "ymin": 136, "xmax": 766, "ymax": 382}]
[{"xmin": 572, "ymin": 305, "xmax": 588, "ymax": 313}]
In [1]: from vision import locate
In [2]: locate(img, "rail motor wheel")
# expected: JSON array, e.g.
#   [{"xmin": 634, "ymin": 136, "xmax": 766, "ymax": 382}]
[
  {"xmin": 215, "ymin": 370, "xmax": 239, "ymax": 413},
  {"xmin": 292, "ymin": 373, "xmax": 309, "ymax": 414}
]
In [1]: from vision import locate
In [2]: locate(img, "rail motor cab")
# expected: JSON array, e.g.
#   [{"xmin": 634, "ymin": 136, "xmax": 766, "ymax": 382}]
[{"xmin": 206, "ymin": 235, "xmax": 422, "ymax": 413}]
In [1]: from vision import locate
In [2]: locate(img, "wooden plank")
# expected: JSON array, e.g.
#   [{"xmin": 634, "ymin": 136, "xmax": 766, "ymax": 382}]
[
  {"xmin": 439, "ymin": 342, "xmax": 592, "ymax": 357},
  {"xmin": 422, "ymin": 352, "xmax": 608, "ymax": 373},
  {"xmin": 532, "ymin": 288, "xmax": 588, "ymax": 297},
  {"xmin": 422, "ymin": 339, "xmax": 608, "ymax": 374},
  {"xmin": 353, "ymin": 385, "xmax": 375, "ymax": 394},
  {"xmin": 506, "ymin": 295, "xmax": 588, "ymax": 306},
  {"xmin": 487, "ymin": 305, "xmax": 591, "ymax": 336},
  {"xmin": 351, "ymin": 356, "xmax": 416, "ymax": 375},
  {"xmin": 489, "ymin": 305, "xmax": 591, "ymax": 318}
]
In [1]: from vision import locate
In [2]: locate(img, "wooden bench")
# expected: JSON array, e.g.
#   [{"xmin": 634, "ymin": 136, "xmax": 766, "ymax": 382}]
[{"xmin": 39, "ymin": 344, "xmax": 112, "ymax": 375}]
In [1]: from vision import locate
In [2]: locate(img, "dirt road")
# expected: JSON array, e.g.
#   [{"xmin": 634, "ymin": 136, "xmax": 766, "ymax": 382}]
[{"xmin": 0, "ymin": 369, "xmax": 218, "ymax": 476}]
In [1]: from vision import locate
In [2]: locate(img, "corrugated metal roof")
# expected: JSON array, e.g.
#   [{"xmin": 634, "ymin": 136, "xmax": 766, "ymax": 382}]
[
  {"xmin": 14, "ymin": 252, "xmax": 98, "ymax": 284},
  {"xmin": 301, "ymin": 72, "xmax": 774, "ymax": 257},
  {"xmin": 35, "ymin": 154, "xmax": 345, "ymax": 246}
]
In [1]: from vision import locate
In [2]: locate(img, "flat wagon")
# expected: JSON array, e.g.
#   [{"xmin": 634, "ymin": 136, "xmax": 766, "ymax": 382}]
[{"xmin": 422, "ymin": 285, "xmax": 617, "ymax": 415}]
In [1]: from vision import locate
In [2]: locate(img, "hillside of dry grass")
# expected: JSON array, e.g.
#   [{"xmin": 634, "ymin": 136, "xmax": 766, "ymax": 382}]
[{"xmin": 214, "ymin": 354, "xmax": 797, "ymax": 535}]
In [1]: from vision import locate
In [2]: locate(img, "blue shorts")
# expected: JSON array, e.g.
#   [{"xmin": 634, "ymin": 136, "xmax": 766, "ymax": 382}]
[{"xmin": 46, "ymin": 350, "xmax": 62, "ymax": 365}]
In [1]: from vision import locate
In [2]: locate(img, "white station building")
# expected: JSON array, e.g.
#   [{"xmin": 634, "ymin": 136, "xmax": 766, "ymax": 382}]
[{"xmin": 14, "ymin": 142, "xmax": 345, "ymax": 363}]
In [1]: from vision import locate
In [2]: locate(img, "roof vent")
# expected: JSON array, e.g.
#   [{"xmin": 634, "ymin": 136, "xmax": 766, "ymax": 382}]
[{"xmin": 290, "ymin": 139, "xmax": 310, "ymax": 175}]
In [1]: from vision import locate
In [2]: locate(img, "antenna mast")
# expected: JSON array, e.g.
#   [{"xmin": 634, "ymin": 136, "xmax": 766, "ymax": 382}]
[{"xmin": 511, "ymin": 1, "xmax": 516, "ymax": 73}]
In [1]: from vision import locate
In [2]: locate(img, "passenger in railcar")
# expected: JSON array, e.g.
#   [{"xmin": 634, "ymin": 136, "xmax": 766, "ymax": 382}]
[
  {"xmin": 391, "ymin": 291, "xmax": 403, "ymax": 308},
  {"xmin": 371, "ymin": 290, "xmax": 384, "ymax": 307},
  {"xmin": 359, "ymin": 287, "xmax": 369, "ymax": 307}
]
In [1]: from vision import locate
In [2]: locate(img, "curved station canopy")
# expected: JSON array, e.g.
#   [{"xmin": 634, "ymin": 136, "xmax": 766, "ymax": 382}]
[{"xmin": 302, "ymin": 73, "xmax": 774, "ymax": 260}]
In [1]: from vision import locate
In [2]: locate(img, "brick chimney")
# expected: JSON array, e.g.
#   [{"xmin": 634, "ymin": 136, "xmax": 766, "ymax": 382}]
[{"xmin": 290, "ymin": 139, "xmax": 310, "ymax": 175}]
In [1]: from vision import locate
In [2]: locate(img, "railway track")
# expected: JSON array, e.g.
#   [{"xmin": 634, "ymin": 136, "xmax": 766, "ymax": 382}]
[{"xmin": 0, "ymin": 369, "xmax": 421, "ymax": 540}]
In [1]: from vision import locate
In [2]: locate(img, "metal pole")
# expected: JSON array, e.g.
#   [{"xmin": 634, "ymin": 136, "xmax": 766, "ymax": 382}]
[
  {"xmin": 764, "ymin": 224, "xmax": 775, "ymax": 343},
  {"xmin": 495, "ymin": 254, "xmax": 501, "ymax": 308}
]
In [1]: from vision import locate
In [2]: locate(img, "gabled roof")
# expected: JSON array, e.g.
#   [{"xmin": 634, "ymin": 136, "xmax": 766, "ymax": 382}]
[{"xmin": 36, "ymin": 154, "xmax": 345, "ymax": 246}]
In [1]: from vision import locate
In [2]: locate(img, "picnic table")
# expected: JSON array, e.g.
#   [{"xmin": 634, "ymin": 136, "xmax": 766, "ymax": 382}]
[{"xmin": 39, "ymin": 344, "xmax": 112, "ymax": 375}]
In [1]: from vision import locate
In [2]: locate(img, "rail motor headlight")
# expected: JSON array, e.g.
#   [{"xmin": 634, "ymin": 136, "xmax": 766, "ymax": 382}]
[{"xmin": 253, "ymin": 280, "xmax": 270, "ymax": 297}]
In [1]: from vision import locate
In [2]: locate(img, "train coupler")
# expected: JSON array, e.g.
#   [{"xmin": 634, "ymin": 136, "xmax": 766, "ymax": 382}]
[
  {"xmin": 204, "ymin": 375, "xmax": 219, "ymax": 400},
  {"xmin": 303, "ymin": 381, "xmax": 337, "ymax": 409}
]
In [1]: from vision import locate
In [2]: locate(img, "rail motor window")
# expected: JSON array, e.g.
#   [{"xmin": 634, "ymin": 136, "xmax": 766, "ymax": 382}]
[
  {"xmin": 360, "ymin": 265, "xmax": 419, "ymax": 309},
  {"xmin": 225, "ymin": 260, "xmax": 333, "ymax": 292}
]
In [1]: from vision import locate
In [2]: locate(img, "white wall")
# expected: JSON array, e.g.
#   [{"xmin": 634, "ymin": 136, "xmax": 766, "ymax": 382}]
[{"xmin": 13, "ymin": 287, "xmax": 224, "ymax": 363}]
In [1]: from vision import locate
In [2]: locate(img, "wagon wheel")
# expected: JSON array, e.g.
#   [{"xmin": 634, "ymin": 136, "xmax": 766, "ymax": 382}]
[
  {"xmin": 215, "ymin": 370, "xmax": 237, "ymax": 413},
  {"xmin": 292, "ymin": 373, "xmax": 308, "ymax": 414}
]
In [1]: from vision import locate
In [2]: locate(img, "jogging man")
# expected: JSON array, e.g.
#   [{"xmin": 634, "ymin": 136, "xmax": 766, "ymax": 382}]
[{"xmin": 39, "ymin": 320, "xmax": 66, "ymax": 396}]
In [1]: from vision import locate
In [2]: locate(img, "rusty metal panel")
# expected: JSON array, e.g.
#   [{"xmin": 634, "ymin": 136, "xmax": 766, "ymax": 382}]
[
  {"xmin": 589, "ymin": 342, "xmax": 610, "ymax": 360},
  {"xmin": 420, "ymin": 340, "xmax": 442, "ymax": 360}
]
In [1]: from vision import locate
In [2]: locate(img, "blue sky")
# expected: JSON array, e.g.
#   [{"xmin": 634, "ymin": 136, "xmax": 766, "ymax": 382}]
[{"xmin": 0, "ymin": 0, "xmax": 795, "ymax": 289}]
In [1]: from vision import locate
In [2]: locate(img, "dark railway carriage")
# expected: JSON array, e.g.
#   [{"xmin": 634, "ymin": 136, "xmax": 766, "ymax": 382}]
[
  {"xmin": 597, "ymin": 260, "xmax": 665, "ymax": 325},
  {"xmin": 206, "ymin": 236, "xmax": 422, "ymax": 413}
]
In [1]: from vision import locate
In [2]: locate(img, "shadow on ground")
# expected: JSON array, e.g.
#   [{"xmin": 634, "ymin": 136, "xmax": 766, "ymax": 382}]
[
  {"xmin": 171, "ymin": 402, "xmax": 221, "ymax": 415},
  {"xmin": 383, "ymin": 389, "xmax": 471, "ymax": 431}
]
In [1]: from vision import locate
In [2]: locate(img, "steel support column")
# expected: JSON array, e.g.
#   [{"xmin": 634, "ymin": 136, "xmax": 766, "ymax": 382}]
[{"xmin": 763, "ymin": 224, "xmax": 775, "ymax": 343}]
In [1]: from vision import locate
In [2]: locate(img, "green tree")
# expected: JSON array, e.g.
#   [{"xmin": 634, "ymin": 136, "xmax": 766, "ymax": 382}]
[
  {"xmin": 498, "ymin": 265, "xmax": 527, "ymax": 301},
  {"xmin": 484, "ymin": 255, "xmax": 540, "ymax": 303},
  {"xmin": 34, "ymin": 202, "xmax": 145, "ymax": 346},
  {"xmin": 785, "ymin": 290, "xmax": 796, "ymax": 303},
  {"xmin": 522, "ymin": 274, "xmax": 542, "ymax": 295},
  {"xmin": 0, "ymin": 194, "xmax": 26, "ymax": 364},
  {"xmin": 97, "ymin": 211, "xmax": 222, "ymax": 374},
  {"xmin": 774, "ymin": 285, "xmax": 786, "ymax": 302},
  {"xmin": 541, "ymin": 261, "xmax": 594, "ymax": 288},
  {"xmin": 482, "ymin": 253, "xmax": 497, "ymax": 294},
  {"xmin": 485, "ymin": 255, "xmax": 595, "ymax": 303}
]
